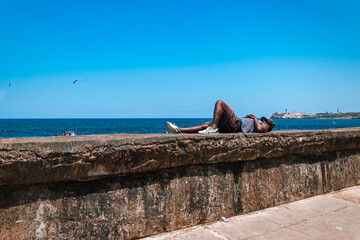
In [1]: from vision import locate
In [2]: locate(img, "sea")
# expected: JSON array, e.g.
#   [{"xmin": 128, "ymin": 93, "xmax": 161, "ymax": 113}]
[{"xmin": 0, "ymin": 118, "xmax": 360, "ymax": 139}]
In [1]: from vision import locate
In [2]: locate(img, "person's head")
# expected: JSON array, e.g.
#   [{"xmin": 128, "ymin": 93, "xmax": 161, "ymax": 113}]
[{"xmin": 261, "ymin": 117, "xmax": 275, "ymax": 132}]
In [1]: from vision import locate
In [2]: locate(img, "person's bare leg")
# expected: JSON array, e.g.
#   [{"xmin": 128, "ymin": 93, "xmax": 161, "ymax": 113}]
[
  {"xmin": 179, "ymin": 122, "xmax": 211, "ymax": 133},
  {"xmin": 177, "ymin": 100, "xmax": 233, "ymax": 133},
  {"xmin": 210, "ymin": 100, "xmax": 228, "ymax": 129}
]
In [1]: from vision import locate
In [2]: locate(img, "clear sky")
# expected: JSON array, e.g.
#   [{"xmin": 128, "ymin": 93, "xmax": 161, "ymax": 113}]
[{"xmin": 0, "ymin": 0, "xmax": 359, "ymax": 118}]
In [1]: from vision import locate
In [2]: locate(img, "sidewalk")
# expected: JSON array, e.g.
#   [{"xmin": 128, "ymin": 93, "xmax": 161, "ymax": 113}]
[{"xmin": 142, "ymin": 185, "xmax": 360, "ymax": 240}]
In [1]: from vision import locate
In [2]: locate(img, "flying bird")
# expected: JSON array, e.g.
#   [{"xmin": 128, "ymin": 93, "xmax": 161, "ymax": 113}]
[
  {"xmin": 8, "ymin": 84, "xmax": 11, "ymax": 87},
  {"xmin": 73, "ymin": 79, "xmax": 79, "ymax": 84}
]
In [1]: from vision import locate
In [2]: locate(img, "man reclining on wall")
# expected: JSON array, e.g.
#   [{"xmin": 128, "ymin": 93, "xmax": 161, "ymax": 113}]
[{"xmin": 166, "ymin": 100, "xmax": 274, "ymax": 134}]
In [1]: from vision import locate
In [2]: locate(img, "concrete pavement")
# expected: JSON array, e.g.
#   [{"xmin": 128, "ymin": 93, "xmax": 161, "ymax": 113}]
[{"xmin": 142, "ymin": 185, "xmax": 360, "ymax": 240}]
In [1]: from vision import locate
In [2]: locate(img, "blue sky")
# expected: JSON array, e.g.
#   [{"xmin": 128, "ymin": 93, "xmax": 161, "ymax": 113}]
[{"xmin": 0, "ymin": 0, "xmax": 359, "ymax": 118}]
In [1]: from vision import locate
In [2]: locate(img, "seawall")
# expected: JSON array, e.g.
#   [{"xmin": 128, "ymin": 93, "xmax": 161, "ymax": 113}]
[{"xmin": 1, "ymin": 128, "xmax": 360, "ymax": 239}]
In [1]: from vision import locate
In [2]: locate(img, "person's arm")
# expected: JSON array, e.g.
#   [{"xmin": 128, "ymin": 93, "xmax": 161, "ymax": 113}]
[{"xmin": 245, "ymin": 115, "xmax": 267, "ymax": 133}]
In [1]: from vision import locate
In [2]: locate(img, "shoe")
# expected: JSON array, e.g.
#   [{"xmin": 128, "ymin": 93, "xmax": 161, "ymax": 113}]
[
  {"xmin": 198, "ymin": 127, "xmax": 219, "ymax": 134},
  {"xmin": 166, "ymin": 121, "xmax": 180, "ymax": 134}
]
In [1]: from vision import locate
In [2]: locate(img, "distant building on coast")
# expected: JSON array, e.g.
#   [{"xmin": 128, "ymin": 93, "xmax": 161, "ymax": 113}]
[
  {"xmin": 271, "ymin": 110, "xmax": 360, "ymax": 119},
  {"xmin": 271, "ymin": 110, "xmax": 313, "ymax": 119}
]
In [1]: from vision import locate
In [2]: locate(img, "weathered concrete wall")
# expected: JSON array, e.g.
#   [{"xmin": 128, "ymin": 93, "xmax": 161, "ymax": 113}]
[{"xmin": 0, "ymin": 128, "xmax": 360, "ymax": 239}]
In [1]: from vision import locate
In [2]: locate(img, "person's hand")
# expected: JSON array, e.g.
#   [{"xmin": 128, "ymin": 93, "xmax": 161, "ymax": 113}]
[{"xmin": 245, "ymin": 114, "xmax": 256, "ymax": 119}]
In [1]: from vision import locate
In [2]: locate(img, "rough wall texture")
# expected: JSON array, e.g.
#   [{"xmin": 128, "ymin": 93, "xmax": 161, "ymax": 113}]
[{"xmin": 0, "ymin": 128, "xmax": 360, "ymax": 239}]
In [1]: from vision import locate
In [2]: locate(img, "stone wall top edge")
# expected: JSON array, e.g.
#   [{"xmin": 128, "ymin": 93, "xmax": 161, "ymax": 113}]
[
  {"xmin": 1, "ymin": 127, "xmax": 360, "ymax": 186},
  {"xmin": 1, "ymin": 127, "xmax": 360, "ymax": 146}
]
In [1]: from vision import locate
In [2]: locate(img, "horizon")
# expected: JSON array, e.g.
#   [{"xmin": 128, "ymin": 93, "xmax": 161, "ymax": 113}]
[
  {"xmin": 0, "ymin": 111, "xmax": 360, "ymax": 120},
  {"xmin": 1, "ymin": 110, "xmax": 360, "ymax": 120},
  {"xmin": 1, "ymin": 1, "xmax": 359, "ymax": 118}
]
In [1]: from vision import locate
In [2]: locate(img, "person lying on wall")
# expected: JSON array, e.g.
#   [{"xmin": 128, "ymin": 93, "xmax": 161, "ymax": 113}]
[{"xmin": 166, "ymin": 100, "xmax": 274, "ymax": 134}]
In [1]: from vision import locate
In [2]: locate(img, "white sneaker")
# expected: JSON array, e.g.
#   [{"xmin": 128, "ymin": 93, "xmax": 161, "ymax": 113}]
[
  {"xmin": 166, "ymin": 121, "xmax": 180, "ymax": 134},
  {"xmin": 198, "ymin": 127, "xmax": 219, "ymax": 134}
]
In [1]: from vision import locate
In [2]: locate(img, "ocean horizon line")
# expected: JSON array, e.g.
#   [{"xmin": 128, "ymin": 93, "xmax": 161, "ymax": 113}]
[
  {"xmin": 0, "ymin": 117, "xmax": 214, "ymax": 120},
  {"xmin": 0, "ymin": 117, "xmax": 359, "ymax": 120}
]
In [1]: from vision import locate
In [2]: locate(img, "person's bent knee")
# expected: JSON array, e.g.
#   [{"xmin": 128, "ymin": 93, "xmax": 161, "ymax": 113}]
[{"xmin": 216, "ymin": 100, "xmax": 224, "ymax": 105}]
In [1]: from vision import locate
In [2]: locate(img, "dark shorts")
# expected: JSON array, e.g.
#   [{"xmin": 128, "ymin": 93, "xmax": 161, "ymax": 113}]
[{"xmin": 218, "ymin": 103, "xmax": 241, "ymax": 133}]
